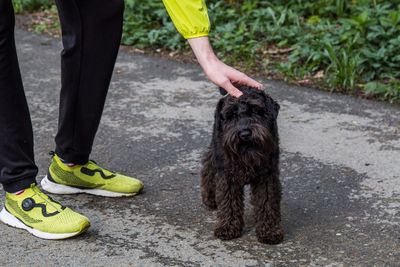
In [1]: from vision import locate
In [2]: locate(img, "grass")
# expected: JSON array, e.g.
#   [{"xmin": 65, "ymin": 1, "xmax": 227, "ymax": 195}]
[{"xmin": 13, "ymin": 0, "xmax": 400, "ymax": 104}]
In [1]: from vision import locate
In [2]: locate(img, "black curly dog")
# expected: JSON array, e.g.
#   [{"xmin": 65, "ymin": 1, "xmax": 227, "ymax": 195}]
[{"xmin": 201, "ymin": 86, "xmax": 283, "ymax": 244}]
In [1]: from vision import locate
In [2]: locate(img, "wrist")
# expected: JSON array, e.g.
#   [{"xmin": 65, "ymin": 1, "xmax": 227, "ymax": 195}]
[
  {"xmin": 201, "ymin": 54, "xmax": 220, "ymax": 74},
  {"xmin": 188, "ymin": 37, "xmax": 218, "ymax": 68}
]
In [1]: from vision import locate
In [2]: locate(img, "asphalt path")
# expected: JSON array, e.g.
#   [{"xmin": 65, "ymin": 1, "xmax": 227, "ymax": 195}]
[{"xmin": 0, "ymin": 29, "xmax": 399, "ymax": 266}]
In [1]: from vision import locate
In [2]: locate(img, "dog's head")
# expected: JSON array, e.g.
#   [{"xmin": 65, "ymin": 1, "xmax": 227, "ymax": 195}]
[{"xmin": 214, "ymin": 86, "xmax": 280, "ymax": 164}]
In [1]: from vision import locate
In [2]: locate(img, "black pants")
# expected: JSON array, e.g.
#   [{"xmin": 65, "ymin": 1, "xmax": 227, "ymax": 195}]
[{"xmin": 0, "ymin": 0, "xmax": 124, "ymax": 192}]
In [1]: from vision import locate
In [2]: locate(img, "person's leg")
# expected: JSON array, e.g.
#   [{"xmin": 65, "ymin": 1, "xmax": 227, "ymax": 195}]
[
  {"xmin": 54, "ymin": 0, "xmax": 125, "ymax": 164},
  {"xmin": 0, "ymin": 0, "xmax": 37, "ymax": 192},
  {"xmin": 41, "ymin": 0, "xmax": 143, "ymax": 197},
  {"xmin": 0, "ymin": 0, "xmax": 90, "ymax": 239}
]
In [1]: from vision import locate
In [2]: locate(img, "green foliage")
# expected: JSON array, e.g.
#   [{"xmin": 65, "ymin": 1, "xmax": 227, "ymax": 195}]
[
  {"xmin": 364, "ymin": 80, "xmax": 400, "ymax": 103},
  {"xmin": 13, "ymin": 0, "xmax": 52, "ymax": 13},
  {"xmin": 122, "ymin": 0, "xmax": 184, "ymax": 50},
  {"xmin": 121, "ymin": 0, "xmax": 400, "ymax": 102},
  {"xmin": 324, "ymin": 43, "xmax": 362, "ymax": 92}
]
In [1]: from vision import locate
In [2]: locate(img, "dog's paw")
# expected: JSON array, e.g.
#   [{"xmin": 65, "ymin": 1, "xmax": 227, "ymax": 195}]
[
  {"xmin": 256, "ymin": 227, "xmax": 284, "ymax": 244},
  {"xmin": 214, "ymin": 224, "xmax": 242, "ymax": 240}
]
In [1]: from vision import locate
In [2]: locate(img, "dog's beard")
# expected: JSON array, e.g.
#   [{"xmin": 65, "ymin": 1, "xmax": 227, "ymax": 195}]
[{"xmin": 222, "ymin": 124, "xmax": 275, "ymax": 169}]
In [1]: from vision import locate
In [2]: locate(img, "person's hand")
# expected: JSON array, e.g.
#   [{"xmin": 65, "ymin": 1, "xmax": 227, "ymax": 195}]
[
  {"xmin": 202, "ymin": 57, "xmax": 262, "ymax": 97},
  {"xmin": 188, "ymin": 37, "xmax": 262, "ymax": 98}
]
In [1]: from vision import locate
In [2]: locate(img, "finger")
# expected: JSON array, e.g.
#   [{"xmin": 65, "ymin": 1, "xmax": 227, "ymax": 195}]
[
  {"xmin": 239, "ymin": 75, "xmax": 263, "ymax": 89},
  {"xmin": 221, "ymin": 81, "xmax": 243, "ymax": 98},
  {"xmin": 230, "ymin": 70, "xmax": 263, "ymax": 90}
]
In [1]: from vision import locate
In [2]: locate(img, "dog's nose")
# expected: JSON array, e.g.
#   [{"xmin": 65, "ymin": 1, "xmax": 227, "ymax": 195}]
[{"xmin": 239, "ymin": 129, "xmax": 252, "ymax": 140}]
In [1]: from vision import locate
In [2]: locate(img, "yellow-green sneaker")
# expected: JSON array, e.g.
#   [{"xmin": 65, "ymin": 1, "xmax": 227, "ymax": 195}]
[
  {"xmin": 0, "ymin": 184, "xmax": 90, "ymax": 240},
  {"xmin": 41, "ymin": 154, "xmax": 144, "ymax": 197}
]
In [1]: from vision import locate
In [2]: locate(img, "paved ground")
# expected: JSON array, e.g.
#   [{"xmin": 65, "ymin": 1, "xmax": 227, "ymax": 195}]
[{"xmin": 0, "ymin": 29, "xmax": 399, "ymax": 267}]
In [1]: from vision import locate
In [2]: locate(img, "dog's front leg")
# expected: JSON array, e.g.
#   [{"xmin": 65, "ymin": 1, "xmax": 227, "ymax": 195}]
[
  {"xmin": 251, "ymin": 175, "xmax": 283, "ymax": 244},
  {"xmin": 214, "ymin": 175, "xmax": 244, "ymax": 240},
  {"xmin": 200, "ymin": 150, "xmax": 217, "ymax": 209}
]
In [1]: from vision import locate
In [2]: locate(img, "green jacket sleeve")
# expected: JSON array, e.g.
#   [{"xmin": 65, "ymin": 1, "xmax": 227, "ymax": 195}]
[{"xmin": 162, "ymin": 0, "xmax": 210, "ymax": 39}]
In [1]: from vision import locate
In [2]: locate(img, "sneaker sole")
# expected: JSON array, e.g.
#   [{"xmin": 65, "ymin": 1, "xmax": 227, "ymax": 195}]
[
  {"xmin": 41, "ymin": 176, "xmax": 139, "ymax": 197},
  {"xmin": 0, "ymin": 208, "xmax": 88, "ymax": 240}
]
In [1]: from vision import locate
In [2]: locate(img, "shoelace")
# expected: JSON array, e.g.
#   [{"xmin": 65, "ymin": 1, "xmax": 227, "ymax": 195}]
[
  {"xmin": 49, "ymin": 151, "xmax": 117, "ymax": 176},
  {"xmin": 31, "ymin": 185, "xmax": 63, "ymax": 212},
  {"xmin": 88, "ymin": 160, "xmax": 116, "ymax": 174}
]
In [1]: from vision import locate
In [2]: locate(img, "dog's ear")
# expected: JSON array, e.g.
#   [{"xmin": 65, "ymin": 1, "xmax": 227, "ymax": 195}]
[
  {"xmin": 265, "ymin": 95, "xmax": 280, "ymax": 120},
  {"xmin": 272, "ymin": 100, "xmax": 280, "ymax": 119},
  {"xmin": 213, "ymin": 98, "xmax": 225, "ymax": 131}
]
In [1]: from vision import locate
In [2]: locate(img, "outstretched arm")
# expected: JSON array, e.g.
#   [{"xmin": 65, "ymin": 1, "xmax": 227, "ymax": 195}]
[
  {"xmin": 188, "ymin": 37, "xmax": 262, "ymax": 98},
  {"xmin": 162, "ymin": 0, "xmax": 262, "ymax": 97}
]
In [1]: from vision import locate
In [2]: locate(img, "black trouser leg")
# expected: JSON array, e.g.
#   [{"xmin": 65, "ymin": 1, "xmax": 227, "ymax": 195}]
[
  {"xmin": 54, "ymin": 0, "xmax": 125, "ymax": 164},
  {"xmin": 0, "ymin": 0, "xmax": 38, "ymax": 192}
]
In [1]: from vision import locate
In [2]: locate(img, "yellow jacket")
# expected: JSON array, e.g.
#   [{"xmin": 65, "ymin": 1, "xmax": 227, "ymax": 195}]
[{"xmin": 162, "ymin": 0, "xmax": 210, "ymax": 39}]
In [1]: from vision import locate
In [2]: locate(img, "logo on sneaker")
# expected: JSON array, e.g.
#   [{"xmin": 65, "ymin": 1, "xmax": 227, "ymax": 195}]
[
  {"xmin": 80, "ymin": 167, "xmax": 116, "ymax": 179},
  {"xmin": 21, "ymin": 197, "xmax": 65, "ymax": 217}
]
